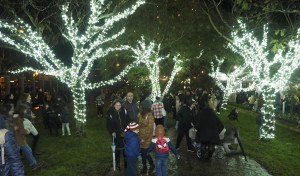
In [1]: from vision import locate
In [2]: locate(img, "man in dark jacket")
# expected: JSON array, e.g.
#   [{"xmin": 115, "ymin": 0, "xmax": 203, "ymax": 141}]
[
  {"xmin": 122, "ymin": 92, "xmax": 139, "ymax": 123},
  {"xmin": 0, "ymin": 116, "xmax": 25, "ymax": 176},
  {"xmin": 175, "ymin": 98, "xmax": 197, "ymax": 152}
]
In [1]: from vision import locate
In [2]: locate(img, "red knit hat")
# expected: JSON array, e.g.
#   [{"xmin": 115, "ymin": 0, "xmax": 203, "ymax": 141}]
[{"xmin": 124, "ymin": 122, "xmax": 140, "ymax": 133}]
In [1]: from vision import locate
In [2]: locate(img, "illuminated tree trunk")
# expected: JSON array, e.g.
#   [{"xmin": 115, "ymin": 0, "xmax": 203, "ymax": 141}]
[
  {"xmin": 149, "ymin": 64, "xmax": 161, "ymax": 101},
  {"xmin": 260, "ymin": 86, "xmax": 276, "ymax": 139},
  {"xmin": 70, "ymin": 81, "xmax": 87, "ymax": 136}
]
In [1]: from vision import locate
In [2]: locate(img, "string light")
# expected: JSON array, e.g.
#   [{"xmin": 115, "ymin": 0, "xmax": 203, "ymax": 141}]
[
  {"xmin": 209, "ymin": 57, "xmax": 255, "ymax": 109},
  {"xmin": 228, "ymin": 20, "xmax": 300, "ymax": 139},
  {"xmin": 0, "ymin": 0, "xmax": 145, "ymax": 128},
  {"xmin": 130, "ymin": 37, "xmax": 182, "ymax": 101}
]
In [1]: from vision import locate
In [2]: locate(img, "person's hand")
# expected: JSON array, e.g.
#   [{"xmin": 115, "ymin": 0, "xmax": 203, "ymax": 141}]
[
  {"xmin": 32, "ymin": 114, "xmax": 36, "ymax": 119},
  {"xmin": 176, "ymin": 154, "xmax": 181, "ymax": 160},
  {"xmin": 14, "ymin": 126, "xmax": 19, "ymax": 131},
  {"xmin": 26, "ymin": 129, "xmax": 30, "ymax": 134},
  {"xmin": 138, "ymin": 155, "xmax": 142, "ymax": 162},
  {"xmin": 112, "ymin": 132, "xmax": 116, "ymax": 137},
  {"xmin": 140, "ymin": 139, "xmax": 145, "ymax": 143}
]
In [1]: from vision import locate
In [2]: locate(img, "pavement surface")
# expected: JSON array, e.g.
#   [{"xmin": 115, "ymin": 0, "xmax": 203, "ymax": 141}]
[{"xmin": 105, "ymin": 127, "xmax": 271, "ymax": 176}]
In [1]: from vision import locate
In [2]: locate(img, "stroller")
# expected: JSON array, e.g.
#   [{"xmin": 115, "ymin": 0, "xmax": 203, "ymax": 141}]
[{"xmin": 190, "ymin": 125, "xmax": 245, "ymax": 160}]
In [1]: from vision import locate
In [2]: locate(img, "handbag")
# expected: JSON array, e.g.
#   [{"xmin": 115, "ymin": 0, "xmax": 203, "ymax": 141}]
[
  {"xmin": 162, "ymin": 108, "xmax": 166, "ymax": 116},
  {"xmin": 189, "ymin": 127, "xmax": 197, "ymax": 140}
]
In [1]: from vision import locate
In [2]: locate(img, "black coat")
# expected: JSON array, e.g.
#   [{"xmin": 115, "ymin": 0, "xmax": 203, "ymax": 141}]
[
  {"xmin": 162, "ymin": 97, "xmax": 173, "ymax": 112},
  {"xmin": 177, "ymin": 106, "xmax": 197, "ymax": 129},
  {"xmin": 106, "ymin": 107, "xmax": 130, "ymax": 149},
  {"xmin": 194, "ymin": 107, "xmax": 224, "ymax": 145}
]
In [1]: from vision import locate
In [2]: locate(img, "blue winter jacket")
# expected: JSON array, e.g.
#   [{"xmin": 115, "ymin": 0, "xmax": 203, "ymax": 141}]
[
  {"xmin": 124, "ymin": 131, "xmax": 140, "ymax": 157},
  {"xmin": 0, "ymin": 131, "xmax": 24, "ymax": 176}
]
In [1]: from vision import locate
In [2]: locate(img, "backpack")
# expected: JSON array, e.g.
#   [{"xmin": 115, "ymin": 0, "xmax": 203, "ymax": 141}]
[
  {"xmin": 0, "ymin": 129, "xmax": 8, "ymax": 165},
  {"xmin": 155, "ymin": 137, "xmax": 169, "ymax": 153}
]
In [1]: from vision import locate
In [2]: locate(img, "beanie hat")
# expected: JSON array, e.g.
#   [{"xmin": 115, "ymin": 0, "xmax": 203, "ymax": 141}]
[
  {"xmin": 124, "ymin": 122, "xmax": 140, "ymax": 133},
  {"xmin": 140, "ymin": 100, "xmax": 151, "ymax": 109}
]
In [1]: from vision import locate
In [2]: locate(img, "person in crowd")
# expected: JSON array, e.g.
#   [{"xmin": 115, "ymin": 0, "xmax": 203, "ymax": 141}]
[
  {"xmin": 228, "ymin": 108, "xmax": 239, "ymax": 121},
  {"xmin": 198, "ymin": 93, "xmax": 209, "ymax": 111},
  {"xmin": 138, "ymin": 100, "xmax": 155, "ymax": 174},
  {"xmin": 174, "ymin": 94, "xmax": 181, "ymax": 130},
  {"xmin": 248, "ymin": 94, "xmax": 256, "ymax": 110},
  {"xmin": 175, "ymin": 98, "xmax": 197, "ymax": 152},
  {"xmin": 17, "ymin": 93, "xmax": 40, "ymax": 155},
  {"xmin": 95, "ymin": 93, "xmax": 105, "ymax": 118},
  {"xmin": 0, "ymin": 114, "xmax": 25, "ymax": 176},
  {"xmin": 162, "ymin": 94, "xmax": 172, "ymax": 129},
  {"xmin": 123, "ymin": 122, "xmax": 140, "ymax": 176},
  {"xmin": 193, "ymin": 99, "xmax": 224, "ymax": 160},
  {"xmin": 0, "ymin": 104, "xmax": 15, "ymax": 132},
  {"xmin": 256, "ymin": 110, "xmax": 264, "ymax": 138},
  {"xmin": 43, "ymin": 104, "xmax": 59, "ymax": 136},
  {"xmin": 152, "ymin": 96, "xmax": 165, "ymax": 126},
  {"xmin": 4, "ymin": 93, "xmax": 16, "ymax": 106},
  {"xmin": 123, "ymin": 92, "xmax": 139, "ymax": 123},
  {"xmin": 143, "ymin": 91, "xmax": 153, "ymax": 107},
  {"xmin": 13, "ymin": 104, "xmax": 44, "ymax": 171},
  {"xmin": 35, "ymin": 88, "xmax": 45, "ymax": 108},
  {"xmin": 53, "ymin": 96, "xmax": 65, "ymax": 117},
  {"xmin": 106, "ymin": 99, "xmax": 130, "ymax": 170},
  {"xmin": 60, "ymin": 106, "xmax": 71, "ymax": 136},
  {"xmin": 147, "ymin": 125, "xmax": 180, "ymax": 176}
]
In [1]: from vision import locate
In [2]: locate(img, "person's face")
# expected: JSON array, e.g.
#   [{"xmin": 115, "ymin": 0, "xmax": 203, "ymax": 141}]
[
  {"xmin": 127, "ymin": 93, "xmax": 133, "ymax": 102},
  {"xmin": 114, "ymin": 102, "xmax": 121, "ymax": 111},
  {"xmin": 10, "ymin": 94, "xmax": 14, "ymax": 99},
  {"xmin": 26, "ymin": 95, "xmax": 31, "ymax": 102},
  {"xmin": 133, "ymin": 129, "xmax": 139, "ymax": 134},
  {"xmin": 45, "ymin": 104, "xmax": 49, "ymax": 109},
  {"xmin": 190, "ymin": 103, "xmax": 195, "ymax": 109},
  {"xmin": 8, "ymin": 106, "xmax": 14, "ymax": 116}
]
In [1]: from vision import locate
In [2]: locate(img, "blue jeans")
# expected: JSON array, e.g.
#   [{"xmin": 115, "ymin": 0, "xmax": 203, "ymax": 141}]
[
  {"xmin": 164, "ymin": 112, "xmax": 169, "ymax": 128},
  {"xmin": 156, "ymin": 158, "xmax": 168, "ymax": 176},
  {"xmin": 126, "ymin": 157, "xmax": 137, "ymax": 176},
  {"xmin": 19, "ymin": 144, "xmax": 37, "ymax": 166}
]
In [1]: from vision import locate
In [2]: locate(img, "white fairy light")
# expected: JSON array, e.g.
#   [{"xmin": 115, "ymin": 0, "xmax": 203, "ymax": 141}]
[
  {"xmin": 209, "ymin": 57, "xmax": 255, "ymax": 109},
  {"xmin": 131, "ymin": 37, "xmax": 182, "ymax": 101},
  {"xmin": 228, "ymin": 20, "xmax": 300, "ymax": 139},
  {"xmin": 0, "ymin": 0, "xmax": 145, "ymax": 131}
]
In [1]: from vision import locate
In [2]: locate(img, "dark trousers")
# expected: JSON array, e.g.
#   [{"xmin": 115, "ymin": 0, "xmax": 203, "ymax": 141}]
[
  {"xmin": 126, "ymin": 157, "xmax": 137, "ymax": 176},
  {"xmin": 116, "ymin": 149, "xmax": 126, "ymax": 168},
  {"xmin": 176, "ymin": 124, "xmax": 193, "ymax": 149},
  {"xmin": 141, "ymin": 148, "xmax": 154, "ymax": 167},
  {"xmin": 155, "ymin": 118, "xmax": 164, "ymax": 126},
  {"xmin": 97, "ymin": 106, "xmax": 103, "ymax": 115},
  {"xmin": 30, "ymin": 133, "xmax": 40, "ymax": 154}
]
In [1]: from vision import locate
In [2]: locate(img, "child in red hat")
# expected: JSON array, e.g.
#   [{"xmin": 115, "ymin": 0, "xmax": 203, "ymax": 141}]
[{"xmin": 124, "ymin": 122, "xmax": 141, "ymax": 176}]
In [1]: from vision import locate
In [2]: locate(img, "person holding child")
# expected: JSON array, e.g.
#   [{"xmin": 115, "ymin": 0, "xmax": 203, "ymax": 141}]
[
  {"xmin": 147, "ymin": 125, "xmax": 180, "ymax": 176},
  {"xmin": 123, "ymin": 122, "xmax": 140, "ymax": 176}
]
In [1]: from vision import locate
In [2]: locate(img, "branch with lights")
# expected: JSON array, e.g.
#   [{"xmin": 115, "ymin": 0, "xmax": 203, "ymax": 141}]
[
  {"xmin": 228, "ymin": 20, "xmax": 300, "ymax": 139},
  {"xmin": 0, "ymin": 0, "xmax": 145, "ymax": 134},
  {"xmin": 130, "ymin": 37, "xmax": 183, "ymax": 100},
  {"xmin": 209, "ymin": 57, "xmax": 255, "ymax": 109}
]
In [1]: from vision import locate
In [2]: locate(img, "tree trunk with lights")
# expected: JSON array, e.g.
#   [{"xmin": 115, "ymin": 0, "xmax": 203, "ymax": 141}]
[{"xmin": 260, "ymin": 87, "xmax": 276, "ymax": 139}]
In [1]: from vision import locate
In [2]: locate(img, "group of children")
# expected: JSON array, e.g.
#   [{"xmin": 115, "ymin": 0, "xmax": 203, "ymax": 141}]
[{"xmin": 124, "ymin": 122, "xmax": 180, "ymax": 176}]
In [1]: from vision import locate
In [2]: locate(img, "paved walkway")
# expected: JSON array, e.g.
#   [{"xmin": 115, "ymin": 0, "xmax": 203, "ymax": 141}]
[{"xmin": 105, "ymin": 127, "xmax": 271, "ymax": 176}]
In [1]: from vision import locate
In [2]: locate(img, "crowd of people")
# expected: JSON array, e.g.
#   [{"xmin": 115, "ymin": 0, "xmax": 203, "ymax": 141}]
[
  {"xmin": 0, "ymin": 90, "xmax": 72, "ymax": 175},
  {"xmin": 105, "ymin": 88, "xmax": 226, "ymax": 176}
]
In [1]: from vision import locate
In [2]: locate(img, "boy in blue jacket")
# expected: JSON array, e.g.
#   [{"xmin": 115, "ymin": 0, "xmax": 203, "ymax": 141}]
[
  {"xmin": 147, "ymin": 125, "xmax": 180, "ymax": 176},
  {"xmin": 124, "ymin": 122, "xmax": 140, "ymax": 176}
]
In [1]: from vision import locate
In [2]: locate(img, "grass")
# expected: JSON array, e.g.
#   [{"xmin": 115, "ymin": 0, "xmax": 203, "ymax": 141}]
[
  {"xmin": 24, "ymin": 103, "xmax": 300, "ymax": 176},
  {"xmin": 219, "ymin": 105, "xmax": 300, "ymax": 176}
]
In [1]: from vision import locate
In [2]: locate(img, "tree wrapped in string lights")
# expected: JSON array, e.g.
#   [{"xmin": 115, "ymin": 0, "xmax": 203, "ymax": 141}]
[
  {"xmin": 209, "ymin": 57, "xmax": 255, "ymax": 109},
  {"xmin": 0, "ymin": 0, "xmax": 145, "ymax": 136},
  {"xmin": 131, "ymin": 37, "xmax": 182, "ymax": 100},
  {"xmin": 228, "ymin": 21, "xmax": 300, "ymax": 139}
]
